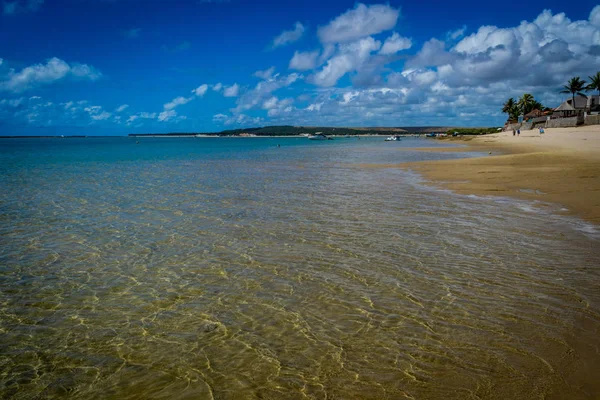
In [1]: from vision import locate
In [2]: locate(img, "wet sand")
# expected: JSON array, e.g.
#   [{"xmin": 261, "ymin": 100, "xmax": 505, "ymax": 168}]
[{"xmin": 403, "ymin": 125, "xmax": 600, "ymax": 224}]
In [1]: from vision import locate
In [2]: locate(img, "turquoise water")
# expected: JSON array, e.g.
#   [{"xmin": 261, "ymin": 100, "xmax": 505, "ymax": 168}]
[{"xmin": 1, "ymin": 137, "xmax": 599, "ymax": 399}]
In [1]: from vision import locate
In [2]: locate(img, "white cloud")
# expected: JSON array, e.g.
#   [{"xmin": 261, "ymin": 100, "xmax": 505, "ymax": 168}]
[
  {"xmin": 407, "ymin": 39, "xmax": 455, "ymax": 68},
  {"xmin": 289, "ymin": 50, "xmax": 320, "ymax": 71},
  {"xmin": 311, "ymin": 36, "xmax": 381, "ymax": 87},
  {"xmin": 84, "ymin": 105, "xmax": 102, "ymax": 114},
  {"xmin": 379, "ymin": 32, "xmax": 412, "ymax": 55},
  {"xmin": 164, "ymin": 96, "xmax": 193, "ymax": 110},
  {"xmin": 0, "ymin": 97, "xmax": 25, "ymax": 107},
  {"xmin": 262, "ymin": 96, "xmax": 279, "ymax": 110},
  {"xmin": 213, "ymin": 83, "xmax": 223, "ymax": 91},
  {"xmin": 592, "ymin": 6, "xmax": 600, "ymax": 26},
  {"xmin": 115, "ymin": 104, "xmax": 129, "ymax": 112},
  {"xmin": 275, "ymin": 7, "xmax": 600, "ymax": 128},
  {"xmin": 91, "ymin": 111, "xmax": 111, "ymax": 121},
  {"xmin": 127, "ymin": 112, "xmax": 157, "ymax": 124},
  {"xmin": 213, "ymin": 113, "xmax": 228, "ymax": 122},
  {"xmin": 306, "ymin": 102, "xmax": 323, "ymax": 111},
  {"xmin": 223, "ymin": 83, "xmax": 239, "ymax": 97},
  {"xmin": 254, "ymin": 67, "xmax": 276, "ymax": 80},
  {"xmin": 81, "ymin": 104, "xmax": 112, "ymax": 121},
  {"xmin": 233, "ymin": 72, "xmax": 301, "ymax": 114},
  {"xmin": 158, "ymin": 110, "xmax": 177, "ymax": 122},
  {"xmin": 216, "ymin": 113, "xmax": 263, "ymax": 126},
  {"xmin": 317, "ymin": 3, "xmax": 399, "ymax": 43},
  {"xmin": 0, "ymin": 57, "xmax": 101, "ymax": 93},
  {"xmin": 272, "ymin": 22, "xmax": 305, "ymax": 48},
  {"xmin": 447, "ymin": 25, "xmax": 467, "ymax": 41},
  {"xmin": 193, "ymin": 84, "xmax": 208, "ymax": 96}
]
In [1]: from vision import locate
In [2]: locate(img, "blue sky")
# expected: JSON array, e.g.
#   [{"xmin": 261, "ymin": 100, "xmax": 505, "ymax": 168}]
[{"xmin": 1, "ymin": 0, "xmax": 599, "ymax": 135}]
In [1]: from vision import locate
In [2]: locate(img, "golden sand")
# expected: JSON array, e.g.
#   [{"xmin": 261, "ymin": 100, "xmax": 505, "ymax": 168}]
[{"xmin": 404, "ymin": 125, "xmax": 600, "ymax": 224}]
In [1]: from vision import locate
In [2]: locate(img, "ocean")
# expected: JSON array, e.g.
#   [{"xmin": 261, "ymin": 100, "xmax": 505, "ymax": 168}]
[{"xmin": 1, "ymin": 136, "xmax": 599, "ymax": 399}]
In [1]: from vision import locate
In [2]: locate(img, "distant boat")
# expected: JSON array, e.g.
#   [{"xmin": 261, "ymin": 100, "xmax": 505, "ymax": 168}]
[
  {"xmin": 385, "ymin": 135, "xmax": 401, "ymax": 141},
  {"xmin": 308, "ymin": 133, "xmax": 329, "ymax": 140}
]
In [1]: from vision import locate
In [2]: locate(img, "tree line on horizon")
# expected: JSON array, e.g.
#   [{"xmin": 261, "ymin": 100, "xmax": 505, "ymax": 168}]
[{"xmin": 502, "ymin": 71, "xmax": 600, "ymax": 122}]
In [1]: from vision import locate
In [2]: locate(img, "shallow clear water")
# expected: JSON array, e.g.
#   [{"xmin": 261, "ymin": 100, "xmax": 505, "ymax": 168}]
[{"xmin": 1, "ymin": 137, "xmax": 599, "ymax": 399}]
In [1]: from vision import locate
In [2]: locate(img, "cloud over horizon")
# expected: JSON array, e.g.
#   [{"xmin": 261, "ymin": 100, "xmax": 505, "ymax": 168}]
[
  {"xmin": 3, "ymin": 2, "xmax": 600, "ymax": 132},
  {"xmin": 0, "ymin": 57, "xmax": 101, "ymax": 93}
]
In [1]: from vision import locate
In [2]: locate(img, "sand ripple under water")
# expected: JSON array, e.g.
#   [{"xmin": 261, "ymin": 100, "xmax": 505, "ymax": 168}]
[{"xmin": 1, "ymin": 138, "xmax": 599, "ymax": 399}]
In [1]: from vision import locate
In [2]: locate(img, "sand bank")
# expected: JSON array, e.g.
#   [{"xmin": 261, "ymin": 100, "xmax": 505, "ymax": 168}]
[{"xmin": 405, "ymin": 125, "xmax": 600, "ymax": 224}]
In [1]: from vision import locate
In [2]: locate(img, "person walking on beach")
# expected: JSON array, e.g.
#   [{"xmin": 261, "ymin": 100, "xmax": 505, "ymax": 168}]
[
  {"xmin": 513, "ymin": 129, "xmax": 516, "ymax": 136},
  {"xmin": 517, "ymin": 128, "xmax": 520, "ymax": 136}
]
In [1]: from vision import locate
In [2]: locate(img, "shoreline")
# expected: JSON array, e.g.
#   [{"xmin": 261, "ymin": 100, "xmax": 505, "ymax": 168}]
[{"xmin": 400, "ymin": 126, "xmax": 600, "ymax": 224}]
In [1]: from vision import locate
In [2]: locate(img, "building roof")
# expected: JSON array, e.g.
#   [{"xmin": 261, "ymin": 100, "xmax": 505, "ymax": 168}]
[
  {"xmin": 524, "ymin": 109, "xmax": 544, "ymax": 118},
  {"xmin": 556, "ymin": 95, "xmax": 600, "ymax": 111},
  {"xmin": 554, "ymin": 102, "xmax": 575, "ymax": 111}
]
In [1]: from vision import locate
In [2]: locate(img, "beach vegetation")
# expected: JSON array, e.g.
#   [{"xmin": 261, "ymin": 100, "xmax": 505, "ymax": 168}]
[
  {"xmin": 443, "ymin": 127, "xmax": 501, "ymax": 135},
  {"xmin": 587, "ymin": 71, "xmax": 600, "ymax": 97},
  {"xmin": 502, "ymin": 98, "xmax": 520, "ymax": 121},
  {"xmin": 561, "ymin": 77, "xmax": 588, "ymax": 106},
  {"xmin": 518, "ymin": 93, "xmax": 536, "ymax": 115}
]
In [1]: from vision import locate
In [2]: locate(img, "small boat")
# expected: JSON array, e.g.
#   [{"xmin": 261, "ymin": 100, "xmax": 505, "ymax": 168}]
[
  {"xmin": 308, "ymin": 133, "xmax": 329, "ymax": 140},
  {"xmin": 385, "ymin": 135, "xmax": 401, "ymax": 141}
]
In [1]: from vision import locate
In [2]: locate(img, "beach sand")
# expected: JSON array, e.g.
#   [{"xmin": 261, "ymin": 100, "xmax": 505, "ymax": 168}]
[{"xmin": 403, "ymin": 125, "xmax": 600, "ymax": 224}]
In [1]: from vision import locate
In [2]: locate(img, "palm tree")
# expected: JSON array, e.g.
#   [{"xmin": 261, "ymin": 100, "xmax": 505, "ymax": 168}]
[
  {"xmin": 502, "ymin": 98, "xmax": 516, "ymax": 116},
  {"xmin": 518, "ymin": 93, "xmax": 535, "ymax": 115},
  {"xmin": 587, "ymin": 71, "xmax": 600, "ymax": 98},
  {"xmin": 532, "ymin": 100, "xmax": 544, "ymax": 111},
  {"xmin": 560, "ymin": 77, "xmax": 587, "ymax": 108}
]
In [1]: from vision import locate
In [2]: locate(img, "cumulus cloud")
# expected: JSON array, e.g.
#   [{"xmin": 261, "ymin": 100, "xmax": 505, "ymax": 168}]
[
  {"xmin": 0, "ymin": 57, "xmax": 101, "ymax": 93},
  {"xmin": 407, "ymin": 38, "xmax": 457, "ymax": 68},
  {"xmin": 158, "ymin": 110, "xmax": 177, "ymax": 122},
  {"xmin": 91, "ymin": 111, "xmax": 111, "ymax": 121},
  {"xmin": 115, "ymin": 104, "xmax": 129, "ymax": 112},
  {"xmin": 127, "ymin": 112, "xmax": 157, "ymax": 124},
  {"xmin": 193, "ymin": 84, "xmax": 208, "ymax": 96},
  {"xmin": 223, "ymin": 83, "xmax": 239, "ymax": 97},
  {"xmin": 310, "ymin": 37, "xmax": 381, "ymax": 86},
  {"xmin": 212, "ymin": 83, "xmax": 223, "ymax": 91},
  {"xmin": 592, "ymin": 6, "xmax": 600, "ymax": 26},
  {"xmin": 447, "ymin": 26, "xmax": 467, "ymax": 41},
  {"xmin": 379, "ymin": 32, "xmax": 412, "ymax": 55},
  {"xmin": 271, "ymin": 6, "xmax": 600, "ymax": 128},
  {"xmin": 422, "ymin": 7, "xmax": 600, "ymax": 89},
  {"xmin": 213, "ymin": 113, "xmax": 263, "ymax": 126},
  {"xmin": 212, "ymin": 113, "xmax": 228, "ymax": 122},
  {"xmin": 289, "ymin": 50, "xmax": 320, "ymax": 71},
  {"xmin": 82, "ymin": 104, "xmax": 112, "ymax": 121},
  {"xmin": 233, "ymin": 72, "xmax": 301, "ymax": 114},
  {"xmin": 164, "ymin": 96, "xmax": 192, "ymax": 110},
  {"xmin": 254, "ymin": 67, "xmax": 276, "ymax": 80},
  {"xmin": 317, "ymin": 3, "xmax": 399, "ymax": 43},
  {"xmin": 272, "ymin": 22, "xmax": 305, "ymax": 48}
]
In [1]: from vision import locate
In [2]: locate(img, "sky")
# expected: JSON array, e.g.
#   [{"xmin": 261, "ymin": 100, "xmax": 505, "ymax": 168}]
[{"xmin": 1, "ymin": 0, "xmax": 600, "ymax": 135}]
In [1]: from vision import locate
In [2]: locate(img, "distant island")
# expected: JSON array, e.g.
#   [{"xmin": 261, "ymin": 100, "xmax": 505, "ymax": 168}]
[{"xmin": 128, "ymin": 125, "xmax": 500, "ymax": 137}]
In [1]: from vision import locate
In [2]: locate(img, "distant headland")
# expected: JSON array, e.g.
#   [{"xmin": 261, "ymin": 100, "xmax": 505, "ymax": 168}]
[{"xmin": 128, "ymin": 125, "xmax": 499, "ymax": 138}]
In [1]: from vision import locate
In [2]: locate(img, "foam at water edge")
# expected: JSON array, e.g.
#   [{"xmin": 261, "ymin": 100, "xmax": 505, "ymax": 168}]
[{"xmin": 404, "ymin": 167, "xmax": 600, "ymax": 240}]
